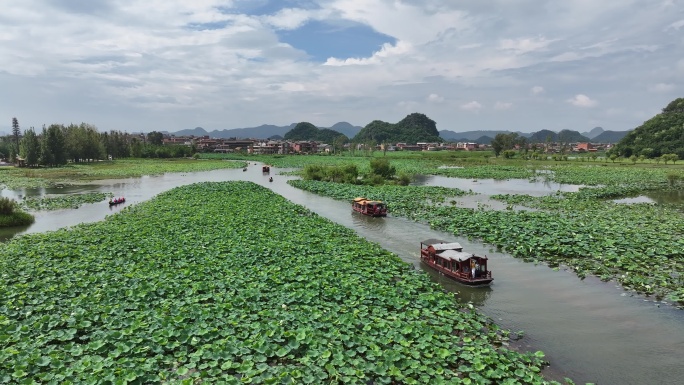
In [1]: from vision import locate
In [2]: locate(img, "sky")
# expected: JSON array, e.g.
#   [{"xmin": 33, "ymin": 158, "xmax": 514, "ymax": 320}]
[{"xmin": 1, "ymin": 0, "xmax": 683, "ymax": 135}]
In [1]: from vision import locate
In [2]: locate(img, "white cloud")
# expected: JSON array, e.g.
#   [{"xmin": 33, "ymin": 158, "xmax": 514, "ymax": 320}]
[
  {"xmin": 461, "ymin": 101, "xmax": 483, "ymax": 112},
  {"xmin": 531, "ymin": 86, "xmax": 545, "ymax": 95},
  {"xmin": 499, "ymin": 36, "xmax": 554, "ymax": 54},
  {"xmin": 0, "ymin": 0, "xmax": 682, "ymax": 133},
  {"xmin": 494, "ymin": 101, "xmax": 512, "ymax": 110},
  {"xmin": 649, "ymin": 83, "xmax": 676, "ymax": 92},
  {"xmin": 427, "ymin": 93, "xmax": 444, "ymax": 103},
  {"xmin": 567, "ymin": 94, "xmax": 598, "ymax": 108},
  {"xmin": 324, "ymin": 41, "xmax": 412, "ymax": 66}
]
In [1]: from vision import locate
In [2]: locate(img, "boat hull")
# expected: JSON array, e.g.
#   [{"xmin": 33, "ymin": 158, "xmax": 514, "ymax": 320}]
[
  {"xmin": 352, "ymin": 206, "xmax": 387, "ymax": 217},
  {"xmin": 420, "ymin": 257, "xmax": 493, "ymax": 286}
]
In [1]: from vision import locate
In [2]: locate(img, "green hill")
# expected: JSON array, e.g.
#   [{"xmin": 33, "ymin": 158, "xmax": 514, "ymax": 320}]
[
  {"xmin": 591, "ymin": 130, "xmax": 630, "ymax": 143},
  {"xmin": 353, "ymin": 113, "xmax": 442, "ymax": 144},
  {"xmin": 611, "ymin": 97, "xmax": 684, "ymax": 159},
  {"xmin": 284, "ymin": 122, "xmax": 347, "ymax": 142}
]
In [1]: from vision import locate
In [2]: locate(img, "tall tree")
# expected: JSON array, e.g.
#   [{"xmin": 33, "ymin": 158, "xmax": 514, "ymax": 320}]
[
  {"xmin": 12, "ymin": 117, "xmax": 20, "ymax": 150},
  {"xmin": 40, "ymin": 124, "xmax": 67, "ymax": 166},
  {"xmin": 19, "ymin": 127, "xmax": 41, "ymax": 166},
  {"xmin": 146, "ymin": 131, "xmax": 164, "ymax": 146}
]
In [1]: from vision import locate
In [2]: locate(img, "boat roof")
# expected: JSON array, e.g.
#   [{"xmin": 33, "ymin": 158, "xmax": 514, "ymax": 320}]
[
  {"xmin": 353, "ymin": 197, "xmax": 384, "ymax": 204},
  {"xmin": 433, "ymin": 242, "xmax": 463, "ymax": 251},
  {"xmin": 438, "ymin": 250, "xmax": 473, "ymax": 261},
  {"xmin": 422, "ymin": 239, "xmax": 463, "ymax": 250}
]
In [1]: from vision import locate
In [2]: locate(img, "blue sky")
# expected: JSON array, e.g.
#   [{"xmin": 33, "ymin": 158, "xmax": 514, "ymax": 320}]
[{"xmin": 1, "ymin": 0, "xmax": 682, "ymax": 135}]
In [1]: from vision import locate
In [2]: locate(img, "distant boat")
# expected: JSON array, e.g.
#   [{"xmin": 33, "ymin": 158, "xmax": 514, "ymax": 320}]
[
  {"xmin": 109, "ymin": 197, "xmax": 126, "ymax": 206},
  {"xmin": 352, "ymin": 197, "xmax": 387, "ymax": 217},
  {"xmin": 262, "ymin": 165, "xmax": 270, "ymax": 173}
]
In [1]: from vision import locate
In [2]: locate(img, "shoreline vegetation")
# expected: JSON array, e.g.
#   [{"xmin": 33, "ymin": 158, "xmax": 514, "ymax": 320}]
[
  {"xmin": 0, "ymin": 196, "xmax": 35, "ymax": 228},
  {"xmin": 0, "ymin": 182, "xmax": 560, "ymax": 384},
  {"xmin": 0, "ymin": 158, "xmax": 247, "ymax": 190}
]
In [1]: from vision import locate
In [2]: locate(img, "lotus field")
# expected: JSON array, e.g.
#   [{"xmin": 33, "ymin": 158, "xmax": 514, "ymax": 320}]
[
  {"xmin": 289, "ymin": 178, "xmax": 684, "ymax": 306},
  {"xmin": 0, "ymin": 182, "xmax": 557, "ymax": 384}
]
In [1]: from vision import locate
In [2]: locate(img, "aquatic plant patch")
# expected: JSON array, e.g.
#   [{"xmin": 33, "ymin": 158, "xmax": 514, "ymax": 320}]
[
  {"xmin": 288, "ymin": 179, "xmax": 684, "ymax": 307},
  {"xmin": 0, "ymin": 181, "xmax": 560, "ymax": 384},
  {"xmin": 288, "ymin": 180, "xmax": 472, "ymax": 213},
  {"xmin": 21, "ymin": 192, "xmax": 111, "ymax": 211}
]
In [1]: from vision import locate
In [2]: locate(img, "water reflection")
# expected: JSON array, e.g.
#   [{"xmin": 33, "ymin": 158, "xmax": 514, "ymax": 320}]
[
  {"xmin": 420, "ymin": 262, "xmax": 493, "ymax": 304},
  {"xmin": 350, "ymin": 211, "xmax": 387, "ymax": 231},
  {"xmin": 614, "ymin": 190, "xmax": 684, "ymax": 205}
]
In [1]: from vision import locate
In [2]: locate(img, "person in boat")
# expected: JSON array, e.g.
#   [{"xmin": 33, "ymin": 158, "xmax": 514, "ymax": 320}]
[
  {"xmin": 470, "ymin": 258, "xmax": 477, "ymax": 279},
  {"xmin": 269, "ymin": 177, "xmax": 273, "ymax": 182}
]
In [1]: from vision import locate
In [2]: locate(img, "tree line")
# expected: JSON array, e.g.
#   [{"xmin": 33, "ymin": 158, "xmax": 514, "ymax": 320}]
[{"xmin": 1, "ymin": 119, "xmax": 195, "ymax": 167}]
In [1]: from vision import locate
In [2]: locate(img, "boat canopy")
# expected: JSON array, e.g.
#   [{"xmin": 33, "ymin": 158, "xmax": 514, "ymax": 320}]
[
  {"xmin": 353, "ymin": 197, "xmax": 384, "ymax": 205},
  {"xmin": 433, "ymin": 242, "xmax": 463, "ymax": 251},
  {"xmin": 438, "ymin": 250, "xmax": 473, "ymax": 261}
]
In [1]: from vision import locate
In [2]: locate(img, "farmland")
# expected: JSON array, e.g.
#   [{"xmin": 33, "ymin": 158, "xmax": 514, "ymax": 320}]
[{"xmin": 0, "ymin": 182, "xmax": 557, "ymax": 384}]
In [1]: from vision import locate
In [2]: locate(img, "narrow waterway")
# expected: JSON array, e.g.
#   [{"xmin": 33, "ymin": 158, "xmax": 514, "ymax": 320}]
[{"xmin": 1, "ymin": 166, "xmax": 683, "ymax": 385}]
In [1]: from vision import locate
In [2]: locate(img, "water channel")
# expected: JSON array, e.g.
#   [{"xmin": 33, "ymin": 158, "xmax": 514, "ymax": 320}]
[{"xmin": 1, "ymin": 166, "xmax": 683, "ymax": 384}]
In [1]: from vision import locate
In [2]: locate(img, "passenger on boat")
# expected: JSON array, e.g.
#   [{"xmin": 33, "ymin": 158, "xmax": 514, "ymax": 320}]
[{"xmin": 470, "ymin": 259, "xmax": 476, "ymax": 279}]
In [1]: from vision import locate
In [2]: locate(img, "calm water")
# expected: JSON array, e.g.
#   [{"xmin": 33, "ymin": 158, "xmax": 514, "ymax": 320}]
[{"xmin": 1, "ymin": 167, "xmax": 683, "ymax": 384}]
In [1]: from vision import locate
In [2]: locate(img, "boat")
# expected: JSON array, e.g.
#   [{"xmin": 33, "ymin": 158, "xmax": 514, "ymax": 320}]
[
  {"xmin": 262, "ymin": 165, "xmax": 270, "ymax": 173},
  {"xmin": 352, "ymin": 197, "xmax": 387, "ymax": 217},
  {"xmin": 109, "ymin": 197, "xmax": 126, "ymax": 206},
  {"xmin": 420, "ymin": 239, "xmax": 493, "ymax": 286}
]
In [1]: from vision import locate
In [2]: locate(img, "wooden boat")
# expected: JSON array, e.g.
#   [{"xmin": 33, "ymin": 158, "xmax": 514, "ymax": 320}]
[
  {"xmin": 352, "ymin": 197, "xmax": 387, "ymax": 217},
  {"xmin": 109, "ymin": 197, "xmax": 126, "ymax": 206},
  {"xmin": 420, "ymin": 239, "xmax": 493, "ymax": 286},
  {"xmin": 262, "ymin": 165, "xmax": 270, "ymax": 173}
]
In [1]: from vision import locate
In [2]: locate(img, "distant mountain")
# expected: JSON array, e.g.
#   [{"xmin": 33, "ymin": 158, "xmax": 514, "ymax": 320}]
[
  {"xmin": 284, "ymin": 122, "xmax": 348, "ymax": 142},
  {"xmin": 591, "ymin": 130, "xmax": 630, "ymax": 143},
  {"xmin": 170, "ymin": 122, "xmax": 361, "ymax": 139},
  {"xmin": 581, "ymin": 126, "xmax": 604, "ymax": 139},
  {"xmin": 169, "ymin": 127, "xmax": 208, "ymax": 137},
  {"xmin": 527, "ymin": 129, "xmax": 559, "ymax": 143},
  {"xmin": 439, "ymin": 130, "xmax": 514, "ymax": 141},
  {"xmin": 328, "ymin": 122, "xmax": 361, "ymax": 138},
  {"xmin": 353, "ymin": 113, "xmax": 441, "ymax": 144},
  {"xmin": 557, "ymin": 129, "xmax": 590, "ymax": 143},
  {"xmin": 476, "ymin": 135, "xmax": 494, "ymax": 145}
]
